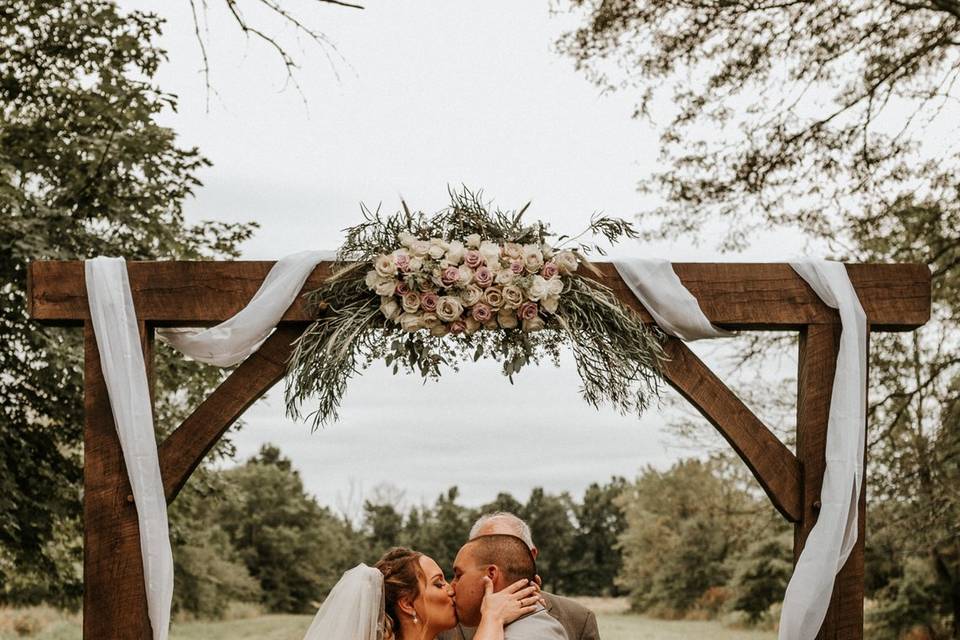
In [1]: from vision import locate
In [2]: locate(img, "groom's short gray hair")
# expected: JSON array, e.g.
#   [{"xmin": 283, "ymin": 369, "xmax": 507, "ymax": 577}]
[{"xmin": 469, "ymin": 512, "xmax": 534, "ymax": 549}]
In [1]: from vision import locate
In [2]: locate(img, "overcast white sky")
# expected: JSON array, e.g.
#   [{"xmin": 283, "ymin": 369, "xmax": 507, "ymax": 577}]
[{"xmin": 117, "ymin": 0, "xmax": 810, "ymax": 514}]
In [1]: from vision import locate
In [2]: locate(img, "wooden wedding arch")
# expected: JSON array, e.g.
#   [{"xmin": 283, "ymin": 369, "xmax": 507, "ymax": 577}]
[{"xmin": 27, "ymin": 259, "xmax": 930, "ymax": 639}]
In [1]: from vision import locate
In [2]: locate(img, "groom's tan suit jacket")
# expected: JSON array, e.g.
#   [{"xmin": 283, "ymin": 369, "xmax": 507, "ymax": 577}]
[{"xmin": 439, "ymin": 592, "xmax": 600, "ymax": 640}]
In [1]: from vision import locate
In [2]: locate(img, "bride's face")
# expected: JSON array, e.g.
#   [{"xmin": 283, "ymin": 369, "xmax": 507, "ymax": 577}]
[{"xmin": 415, "ymin": 555, "xmax": 457, "ymax": 632}]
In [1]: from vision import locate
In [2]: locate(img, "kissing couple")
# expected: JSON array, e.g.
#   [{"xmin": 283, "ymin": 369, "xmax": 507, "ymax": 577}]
[{"xmin": 303, "ymin": 512, "xmax": 600, "ymax": 640}]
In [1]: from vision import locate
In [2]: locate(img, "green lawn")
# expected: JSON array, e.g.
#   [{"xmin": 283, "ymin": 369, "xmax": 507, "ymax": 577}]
[{"xmin": 1, "ymin": 606, "xmax": 776, "ymax": 640}]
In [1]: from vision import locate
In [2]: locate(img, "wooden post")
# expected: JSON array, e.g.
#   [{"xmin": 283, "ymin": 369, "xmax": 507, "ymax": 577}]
[
  {"xmin": 83, "ymin": 323, "xmax": 153, "ymax": 639},
  {"xmin": 796, "ymin": 324, "xmax": 865, "ymax": 638}
]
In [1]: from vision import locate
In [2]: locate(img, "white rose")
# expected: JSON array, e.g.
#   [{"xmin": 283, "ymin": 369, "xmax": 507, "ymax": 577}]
[
  {"xmin": 502, "ymin": 285, "xmax": 524, "ymax": 309},
  {"xmin": 380, "ymin": 296, "xmax": 401, "ymax": 320},
  {"xmin": 399, "ymin": 312, "xmax": 423, "ymax": 332},
  {"xmin": 459, "ymin": 285, "xmax": 483, "ymax": 307},
  {"xmin": 365, "ymin": 270, "xmax": 381, "ymax": 290},
  {"xmin": 375, "ymin": 278, "xmax": 397, "ymax": 297},
  {"xmin": 502, "ymin": 242, "xmax": 523, "ymax": 260},
  {"xmin": 541, "ymin": 243, "xmax": 555, "ymax": 259},
  {"xmin": 445, "ymin": 241, "xmax": 466, "ymax": 265},
  {"xmin": 374, "ymin": 254, "xmax": 396, "ymax": 278},
  {"xmin": 401, "ymin": 292, "xmax": 421, "ymax": 313},
  {"xmin": 408, "ymin": 257, "xmax": 424, "ymax": 272},
  {"xmin": 458, "ymin": 265, "xmax": 474, "ymax": 286},
  {"xmin": 398, "ymin": 231, "xmax": 415, "ymax": 247},
  {"xmin": 546, "ymin": 276, "xmax": 563, "ymax": 296},
  {"xmin": 420, "ymin": 312, "xmax": 441, "ymax": 329},
  {"xmin": 555, "ymin": 251, "xmax": 578, "ymax": 274},
  {"xmin": 497, "ymin": 308, "xmax": 518, "ymax": 329},
  {"xmin": 435, "ymin": 296, "xmax": 464, "ymax": 322},
  {"xmin": 495, "ymin": 269, "xmax": 515, "ymax": 285},
  {"xmin": 542, "ymin": 295, "xmax": 559, "ymax": 314},
  {"xmin": 466, "ymin": 233, "xmax": 481, "ymax": 248},
  {"xmin": 479, "ymin": 241, "xmax": 501, "ymax": 265},
  {"xmin": 428, "ymin": 239, "xmax": 447, "ymax": 260},
  {"xmin": 410, "ymin": 240, "xmax": 431, "ymax": 257},
  {"xmin": 522, "ymin": 244, "xmax": 544, "ymax": 272},
  {"xmin": 527, "ymin": 275, "xmax": 549, "ymax": 301}
]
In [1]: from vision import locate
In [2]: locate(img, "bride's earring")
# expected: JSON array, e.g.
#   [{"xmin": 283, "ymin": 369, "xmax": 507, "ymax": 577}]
[{"xmin": 413, "ymin": 613, "xmax": 419, "ymax": 625}]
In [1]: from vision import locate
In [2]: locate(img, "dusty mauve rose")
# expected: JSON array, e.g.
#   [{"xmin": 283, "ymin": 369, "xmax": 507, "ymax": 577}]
[
  {"xmin": 474, "ymin": 266, "xmax": 493, "ymax": 288},
  {"xmin": 394, "ymin": 251, "xmax": 411, "ymax": 272},
  {"xmin": 420, "ymin": 292, "xmax": 439, "ymax": 312},
  {"xmin": 509, "ymin": 260, "xmax": 524, "ymax": 275},
  {"xmin": 471, "ymin": 303, "xmax": 493, "ymax": 323},
  {"xmin": 482, "ymin": 287, "xmax": 504, "ymax": 309},
  {"xmin": 464, "ymin": 250, "xmax": 484, "ymax": 268},
  {"xmin": 401, "ymin": 291, "xmax": 421, "ymax": 313},
  {"xmin": 395, "ymin": 280, "xmax": 410, "ymax": 295},
  {"xmin": 541, "ymin": 262, "xmax": 559, "ymax": 279},
  {"xmin": 441, "ymin": 266, "xmax": 461, "ymax": 286},
  {"xmin": 519, "ymin": 301, "xmax": 539, "ymax": 321},
  {"xmin": 435, "ymin": 296, "xmax": 464, "ymax": 322},
  {"xmin": 502, "ymin": 285, "xmax": 524, "ymax": 309},
  {"xmin": 497, "ymin": 308, "xmax": 518, "ymax": 329},
  {"xmin": 450, "ymin": 319, "xmax": 467, "ymax": 334}
]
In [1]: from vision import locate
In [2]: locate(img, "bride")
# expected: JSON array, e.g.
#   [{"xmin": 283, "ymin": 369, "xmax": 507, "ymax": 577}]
[{"xmin": 303, "ymin": 546, "xmax": 542, "ymax": 640}]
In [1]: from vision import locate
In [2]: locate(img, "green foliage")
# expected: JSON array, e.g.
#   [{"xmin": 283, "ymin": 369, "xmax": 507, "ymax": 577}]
[
  {"xmin": 616, "ymin": 457, "xmax": 780, "ymax": 619},
  {"xmin": 868, "ymin": 556, "xmax": 951, "ymax": 639},
  {"xmin": 726, "ymin": 534, "xmax": 793, "ymax": 624},
  {"xmin": 0, "ymin": 0, "xmax": 256, "ymax": 607},
  {"xmin": 216, "ymin": 446, "xmax": 362, "ymax": 614},
  {"xmin": 285, "ymin": 187, "xmax": 663, "ymax": 427},
  {"xmin": 571, "ymin": 478, "xmax": 629, "ymax": 596}
]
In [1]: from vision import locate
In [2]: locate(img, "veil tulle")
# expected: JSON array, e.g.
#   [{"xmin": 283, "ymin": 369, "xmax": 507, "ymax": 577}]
[{"xmin": 303, "ymin": 564, "xmax": 385, "ymax": 640}]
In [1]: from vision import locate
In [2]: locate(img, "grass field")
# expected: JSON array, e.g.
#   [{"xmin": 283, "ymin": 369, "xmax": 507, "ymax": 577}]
[{"xmin": 0, "ymin": 601, "xmax": 777, "ymax": 640}]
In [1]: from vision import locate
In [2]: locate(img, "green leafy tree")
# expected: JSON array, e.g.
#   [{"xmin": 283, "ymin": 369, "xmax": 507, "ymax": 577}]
[
  {"xmin": 0, "ymin": 0, "xmax": 255, "ymax": 606},
  {"xmin": 523, "ymin": 488, "xmax": 578, "ymax": 593},
  {"xmin": 727, "ymin": 533, "xmax": 793, "ymax": 624},
  {"xmin": 217, "ymin": 445, "xmax": 361, "ymax": 613},
  {"xmin": 569, "ymin": 477, "xmax": 628, "ymax": 596}
]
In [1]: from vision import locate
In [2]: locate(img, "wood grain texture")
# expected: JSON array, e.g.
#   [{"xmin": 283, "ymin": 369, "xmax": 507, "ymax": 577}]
[
  {"xmin": 661, "ymin": 338, "xmax": 802, "ymax": 522},
  {"xmin": 157, "ymin": 327, "xmax": 300, "ymax": 503},
  {"xmin": 28, "ymin": 260, "xmax": 930, "ymax": 331},
  {"xmin": 795, "ymin": 324, "xmax": 864, "ymax": 639},
  {"xmin": 83, "ymin": 324, "xmax": 152, "ymax": 639}
]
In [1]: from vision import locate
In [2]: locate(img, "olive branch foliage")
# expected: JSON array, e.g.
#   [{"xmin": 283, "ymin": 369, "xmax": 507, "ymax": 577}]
[{"xmin": 285, "ymin": 188, "xmax": 665, "ymax": 429}]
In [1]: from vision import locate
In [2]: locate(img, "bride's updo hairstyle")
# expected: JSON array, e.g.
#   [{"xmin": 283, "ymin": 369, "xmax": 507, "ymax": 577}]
[{"xmin": 375, "ymin": 547, "xmax": 424, "ymax": 639}]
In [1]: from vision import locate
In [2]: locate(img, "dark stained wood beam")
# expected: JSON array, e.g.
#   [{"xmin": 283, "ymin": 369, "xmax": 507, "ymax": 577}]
[
  {"xmin": 660, "ymin": 338, "xmax": 803, "ymax": 523},
  {"xmin": 157, "ymin": 327, "xmax": 301, "ymax": 504},
  {"xmin": 28, "ymin": 260, "xmax": 930, "ymax": 331}
]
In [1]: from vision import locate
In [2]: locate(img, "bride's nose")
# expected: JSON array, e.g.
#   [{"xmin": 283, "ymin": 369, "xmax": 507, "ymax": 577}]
[{"xmin": 445, "ymin": 584, "xmax": 455, "ymax": 597}]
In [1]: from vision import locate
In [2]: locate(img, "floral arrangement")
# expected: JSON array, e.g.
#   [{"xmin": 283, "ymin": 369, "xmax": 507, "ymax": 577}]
[
  {"xmin": 367, "ymin": 234, "xmax": 576, "ymax": 336},
  {"xmin": 285, "ymin": 188, "xmax": 665, "ymax": 428}
]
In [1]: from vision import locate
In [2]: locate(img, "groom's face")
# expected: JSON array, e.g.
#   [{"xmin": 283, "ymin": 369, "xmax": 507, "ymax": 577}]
[{"xmin": 451, "ymin": 543, "xmax": 489, "ymax": 627}]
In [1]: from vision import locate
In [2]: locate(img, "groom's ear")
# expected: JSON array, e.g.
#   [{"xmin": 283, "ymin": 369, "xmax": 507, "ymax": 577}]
[{"xmin": 486, "ymin": 564, "xmax": 500, "ymax": 585}]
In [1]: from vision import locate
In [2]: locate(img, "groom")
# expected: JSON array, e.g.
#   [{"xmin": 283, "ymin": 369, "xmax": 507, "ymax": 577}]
[
  {"xmin": 451, "ymin": 533, "xmax": 566, "ymax": 639},
  {"xmin": 442, "ymin": 512, "xmax": 601, "ymax": 640}
]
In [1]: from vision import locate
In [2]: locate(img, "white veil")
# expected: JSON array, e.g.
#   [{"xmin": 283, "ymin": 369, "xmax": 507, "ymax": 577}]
[{"xmin": 303, "ymin": 564, "xmax": 385, "ymax": 640}]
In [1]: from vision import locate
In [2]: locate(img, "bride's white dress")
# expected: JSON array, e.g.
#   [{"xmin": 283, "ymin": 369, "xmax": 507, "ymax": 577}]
[{"xmin": 303, "ymin": 564, "xmax": 385, "ymax": 640}]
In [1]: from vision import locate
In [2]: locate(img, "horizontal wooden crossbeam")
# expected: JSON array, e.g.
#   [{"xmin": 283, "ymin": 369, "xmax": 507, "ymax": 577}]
[{"xmin": 28, "ymin": 260, "xmax": 930, "ymax": 331}]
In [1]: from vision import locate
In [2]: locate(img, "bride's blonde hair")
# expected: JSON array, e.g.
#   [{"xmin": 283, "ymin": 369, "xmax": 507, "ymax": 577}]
[{"xmin": 375, "ymin": 547, "xmax": 424, "ymax": 640}]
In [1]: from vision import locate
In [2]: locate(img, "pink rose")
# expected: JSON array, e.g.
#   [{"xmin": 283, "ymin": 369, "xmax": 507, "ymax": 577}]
[
  {"xmin": 541, "ymin": 262, "xmax": 559, "ymax": 279},
  {"xmin": 464, "ymin": 250, "xmax": 484, "ymax": 268},
  {"xmin": 519, "ymin": 301, "xmax": 539, "ymax": 321},
  {"xmin": 420, "ymin": 292, "xmax": 439, "ymax": 312},
  {"xmin": 441, "ymin": 266, "xmax": 461, "ymax": 286},
  {"xmin": 450, "ymin": 320, "xmax": 467, "ymax": 334},
  {"xmin": 471, "ymin": 303, "xmax": 493, "ymax": 323},
  {"xmin": 394, "ymin": 252, "xmax": 411, "ymax": 272},
  {"xmin": 474, "ymin": 266, "xmax": 493, "ymax": 288},
  {"xmin": 509, "ymin": 260, "xmax": 524, "ymax": 275},
  {"xmin": 395, "ymin": 281, "xmax": 410, "ymax": 295}
]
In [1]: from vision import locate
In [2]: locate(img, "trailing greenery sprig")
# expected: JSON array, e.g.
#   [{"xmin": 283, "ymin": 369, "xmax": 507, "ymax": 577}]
[{"xmin": 285, "ymin": 187, "xmax": 664, "ymax": 428}]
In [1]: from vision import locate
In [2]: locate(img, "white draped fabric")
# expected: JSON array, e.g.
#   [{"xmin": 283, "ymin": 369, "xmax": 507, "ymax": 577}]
[
  {"xmin": 156, "ymin": 250, "xmax": 336, "ymax": 366},
  {"xmin": 84, "ymin": 258, "xmax": 173, "ymax": 640},
  {"xmin": 85, "ymin": 253, "xmax": 866, "ymax": 640},
  {"xmin": 779, "ymin": 259, "xmax": 867, "ymax": 639}
]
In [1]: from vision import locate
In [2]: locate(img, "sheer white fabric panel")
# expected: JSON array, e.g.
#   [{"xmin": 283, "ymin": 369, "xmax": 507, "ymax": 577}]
[
  {"xmin": 778, "ymin": 259, "xmax": 867, "ymax": 639},
  {"xmin": 84, "ymin": 257, "xmax": 172, "ymax": 640},
  {"xmin": 156, "ymin": 250, "xmax": 336, "ymax": 367}
]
